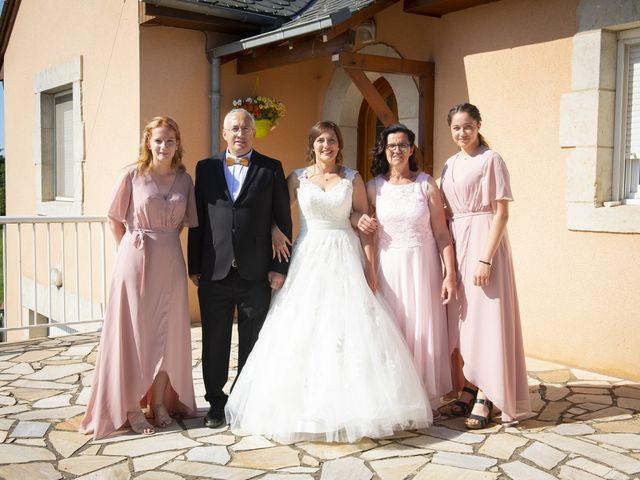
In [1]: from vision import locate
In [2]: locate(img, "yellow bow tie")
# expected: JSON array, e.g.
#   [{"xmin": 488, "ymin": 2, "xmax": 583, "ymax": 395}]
[{"xmin": 226, "ymin": 157, "xmax": 249, "ymax": 167}]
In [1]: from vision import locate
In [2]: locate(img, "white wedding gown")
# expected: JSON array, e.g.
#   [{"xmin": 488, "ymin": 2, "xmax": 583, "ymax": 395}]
[{"xmin": 225, "ymin": 167, "xmax": 432, "ymax": 443}]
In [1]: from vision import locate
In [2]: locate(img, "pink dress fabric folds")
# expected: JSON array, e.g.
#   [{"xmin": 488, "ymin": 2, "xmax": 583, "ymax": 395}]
[
  {"xmin": 374, "ymin": 173, "xmax": 452, "ymax": 403},
  {"xmin": 80, "ymin": 166, "xmax": 198, "ymax": 439},
  {"xmin": 440, "ymin": 150, "xmax": 532, "ymax": 423}
]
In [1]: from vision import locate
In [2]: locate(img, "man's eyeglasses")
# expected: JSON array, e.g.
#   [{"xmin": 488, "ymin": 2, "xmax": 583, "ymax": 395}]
[
  {"xmin": 385, "ymin": 143, "xmax": 411, "ymax": 151},
  {"xmin": 225, "ymin": 126, "xmax": 254, "ymax": 135}
]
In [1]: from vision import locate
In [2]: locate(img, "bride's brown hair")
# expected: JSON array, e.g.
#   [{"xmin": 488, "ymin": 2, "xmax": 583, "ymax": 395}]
[{"xmin": 306, "ymin": 121, "xmax": 344, "ymax": 165}]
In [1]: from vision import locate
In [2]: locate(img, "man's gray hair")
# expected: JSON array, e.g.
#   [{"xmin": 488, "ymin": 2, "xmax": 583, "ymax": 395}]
[{"xmin": 224, "ymin": 108, "xmax": 256, "ymax": 128}]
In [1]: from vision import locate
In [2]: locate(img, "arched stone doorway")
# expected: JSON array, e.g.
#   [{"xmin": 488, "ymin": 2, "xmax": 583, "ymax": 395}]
[
  {"xmin": 357, "ymin": 77, "xmax": 398, "ymax": 183},
  {"xmin": 322, "ymin": 44, "xmax": 420, "ymax": 176}
]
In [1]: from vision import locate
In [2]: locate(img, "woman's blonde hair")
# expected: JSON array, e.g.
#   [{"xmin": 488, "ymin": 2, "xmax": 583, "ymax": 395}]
[{"xmin": 136, "ymin": 116, "xmax": 185, "ymax": 175}]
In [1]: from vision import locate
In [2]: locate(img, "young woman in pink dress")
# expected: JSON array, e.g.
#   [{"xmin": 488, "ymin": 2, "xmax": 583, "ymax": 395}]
[
  {"xmin": 439, "ymin": 103, "xmax": 532, "ymax": 429},
  {"xmin": 360, "ymin": 124, "xmax": 456, "ymax": 413},
  {"xmin": 80, "ymin": 117, "xmax": 197, "ymax": 439}
]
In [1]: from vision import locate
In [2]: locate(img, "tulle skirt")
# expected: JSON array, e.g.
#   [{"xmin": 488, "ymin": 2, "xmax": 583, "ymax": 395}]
[{"xmin": 225, "ymin": 227, "xmax": 432, "ymax": 443}]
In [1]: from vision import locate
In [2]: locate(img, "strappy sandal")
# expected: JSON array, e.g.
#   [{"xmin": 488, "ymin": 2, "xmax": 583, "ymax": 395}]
[
  {"xmin": 127, "ymin": 410, "xmax": 155, "ymax": 435},
  {"xmin": 465, "ymin": 398, "xmax": 493, "ymax": 430},
  {"xmin": 152, "ymin": 404, "xmax": 174, "ymax": 428},
  {"xmin": 438, "ymin": 386, "xmax": 477, "ymax": 417}
]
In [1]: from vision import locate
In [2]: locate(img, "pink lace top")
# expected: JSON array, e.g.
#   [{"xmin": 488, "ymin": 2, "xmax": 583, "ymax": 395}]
[{"xmin": 375, "ymin": 172, "xmax": 432, "ymax": 250}]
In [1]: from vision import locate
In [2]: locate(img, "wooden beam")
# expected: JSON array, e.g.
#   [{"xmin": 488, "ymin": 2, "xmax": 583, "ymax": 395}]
[
  {"xmin": 344, "ymin": 70, "xmax": 397, "ymax": 127},
  {"xmin": 345, "ymin": 69, "xmax": 425, "ymax": 166},
  {"xmin": 333, "ymin": 52, "xmax": 433, "ymax": 76},
  {"xmin": 236, "ymin": 31, "xmax": 353, "ymax": 74}
]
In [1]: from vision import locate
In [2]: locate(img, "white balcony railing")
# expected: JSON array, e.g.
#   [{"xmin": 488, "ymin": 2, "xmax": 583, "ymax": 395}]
[{"xmin": 0, "ymin": 215, "xmax": 113, "ymax": 342}]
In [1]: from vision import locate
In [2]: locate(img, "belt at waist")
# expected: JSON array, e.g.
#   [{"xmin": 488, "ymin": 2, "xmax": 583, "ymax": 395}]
[
  {"xmin": 128, "ymin": 228, "xmax": 178, "ymax": 250},
  {"xmin": 127, "ymin": 228, "xmax": 178, "ymax": 297},
  {"xmin": 451, "ymin": 211, "xmax": 493, "ymax": 220}
]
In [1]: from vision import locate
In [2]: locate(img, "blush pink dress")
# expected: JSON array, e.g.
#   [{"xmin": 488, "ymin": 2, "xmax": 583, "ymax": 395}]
[
  {"xmin": 374, "ymin": 173, "xmax": 452, "ymax": 404},
  {"xmin": 80, "ymin": 165, "xmax": 198, "ymax": 439},
  {"xmin": 440, "ymin": 149, "xmax": 532, "ymax": 423}
]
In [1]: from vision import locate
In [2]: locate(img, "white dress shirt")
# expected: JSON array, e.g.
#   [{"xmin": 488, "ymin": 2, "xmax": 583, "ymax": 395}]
[{"xmin": 224, "ymin": 150, "xmax": 252, "ymax": 202}]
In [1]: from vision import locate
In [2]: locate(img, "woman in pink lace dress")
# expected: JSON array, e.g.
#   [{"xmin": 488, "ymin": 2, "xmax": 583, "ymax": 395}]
[
  {"xmin": 80, "ymin": 117, "xmax": 197, "ymax": 439},
  {"xmin": 361, "ymin": 124, "xmax": 457, "ymax": 414},
  {"xmin": 440, "ymin": 103, "xmax": 532, "ymax": 429}
]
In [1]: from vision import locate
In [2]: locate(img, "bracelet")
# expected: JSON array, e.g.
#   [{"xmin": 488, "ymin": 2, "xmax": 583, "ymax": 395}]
[{"xmin": 478, "ymin": 259, "xmax": 491, "ymax": 266}]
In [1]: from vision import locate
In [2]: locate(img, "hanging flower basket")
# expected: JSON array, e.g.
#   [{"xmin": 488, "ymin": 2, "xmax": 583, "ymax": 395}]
[
  {"xmin": 254, "ymin": 119, "xmax": 273, "ymax": 139},
  {"xmin": 232, "ymin": 95, "xmax": 286, "ymax": 138}
]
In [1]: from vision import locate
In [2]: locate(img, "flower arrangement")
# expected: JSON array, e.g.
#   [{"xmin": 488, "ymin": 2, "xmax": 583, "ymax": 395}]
[{"xmin": 232, "ymin": 96, "xmax": 286, "ymax": 125}]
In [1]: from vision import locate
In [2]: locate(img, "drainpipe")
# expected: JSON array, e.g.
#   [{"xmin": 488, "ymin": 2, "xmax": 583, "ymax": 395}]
[{"xmin": 210, "ymin": 56, "xmax": 221, "ymax": 155}]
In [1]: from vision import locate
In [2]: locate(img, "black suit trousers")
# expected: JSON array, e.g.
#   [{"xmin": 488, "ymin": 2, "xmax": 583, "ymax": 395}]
[{"xmin": 198, "ymin": 268, "xmax": 271, "ymax": 409}]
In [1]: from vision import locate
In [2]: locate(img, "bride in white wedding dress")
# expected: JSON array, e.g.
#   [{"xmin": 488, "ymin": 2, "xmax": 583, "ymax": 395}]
[{"xmin": 225, "ymin": 121, "xmax": 432, "ymax": 443}]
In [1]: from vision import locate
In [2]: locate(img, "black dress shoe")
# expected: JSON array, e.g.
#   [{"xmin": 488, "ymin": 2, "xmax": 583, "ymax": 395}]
[{"xmin": 204, "ymin": 406, "xmax": 226, "ymax": 428}]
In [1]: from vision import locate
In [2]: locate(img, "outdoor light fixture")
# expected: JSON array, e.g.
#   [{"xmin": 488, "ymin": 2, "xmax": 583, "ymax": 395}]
[{"xmin": 50, "ymin": 268, "xmax": 63, "ymax": 289}]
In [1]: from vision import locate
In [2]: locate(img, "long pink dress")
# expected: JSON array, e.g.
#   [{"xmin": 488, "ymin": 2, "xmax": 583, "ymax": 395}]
[
  {"xmin": 80, "ymin": 165, "xmax": 198, "ymax": 439},
  {"xmin": 440, "ymin": 149, "xmax": 531, "ymax": 423},
  {"xmin": 374, "ymin": 173, "xmax": 452, "ymax": 404}
]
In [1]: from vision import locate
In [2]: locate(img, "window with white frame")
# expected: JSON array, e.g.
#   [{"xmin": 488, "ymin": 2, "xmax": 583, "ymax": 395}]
[
  {"xmin": 614, "ymin": 29, "xmax": 640, "ymax": 205},
  {"xmin": 34, "ymin": 56, "xmax": 84, "ymax": 216},
  {"xmin": 54, "ymin": 90, "xmax": 74, "ymax": 200}
]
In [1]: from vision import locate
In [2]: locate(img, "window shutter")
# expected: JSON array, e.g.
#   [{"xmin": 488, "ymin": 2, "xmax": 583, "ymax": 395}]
[
  {"xmin": 54, "ymin": 93, "xmax": 74, "ymax": 199},
  {"xmin": 625, "ymin": 44, "xmax": 640, "ymax": 202}
]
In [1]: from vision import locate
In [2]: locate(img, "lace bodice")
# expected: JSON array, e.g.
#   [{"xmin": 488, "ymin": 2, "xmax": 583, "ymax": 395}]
[
  {"xmin": 375, "ymin": 173, "xmax": 432, "ymax": 249},
  {"xmin": 295, "ymin": 167, "xmax": 357, "ymax": 233}
]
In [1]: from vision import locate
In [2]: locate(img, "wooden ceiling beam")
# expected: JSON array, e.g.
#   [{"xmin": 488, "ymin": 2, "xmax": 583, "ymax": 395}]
[
  {"xmin": 236, "ymin": 31, "xmax": 353, "ymax": 74},
  {"xmin": 333, "ymin": 52, "xmax": 433, "ymax": 76}
]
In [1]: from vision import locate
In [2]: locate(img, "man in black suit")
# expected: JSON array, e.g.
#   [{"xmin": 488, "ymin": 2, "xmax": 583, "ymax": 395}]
[{"xmin": 188, "ymin": 109, "xmax": 292, "ymax": 428}]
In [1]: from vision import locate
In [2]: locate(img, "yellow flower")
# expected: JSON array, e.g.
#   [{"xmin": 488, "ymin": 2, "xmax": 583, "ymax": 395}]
[{"xmin": 233, "ymin": 96, "xmax": 286, "ymax": 124}]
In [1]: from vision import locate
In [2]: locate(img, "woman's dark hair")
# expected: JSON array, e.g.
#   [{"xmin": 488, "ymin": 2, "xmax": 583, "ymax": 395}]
[
  {"xmin": 447, "ymin": 102, "xmax": 489, "ymax": 148},
  {"xmin": 370, "ymin": 123, "xmax": 418, "ymax": 177},
  {"xmin": 306, "ymin": 120, "xmax": 344, "ymax": 164}
]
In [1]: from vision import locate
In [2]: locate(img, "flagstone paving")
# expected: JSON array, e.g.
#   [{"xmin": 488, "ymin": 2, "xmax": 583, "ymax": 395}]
[{"xmin": 0, "ymin": 327, "xmax": 639, "ymax": 479}]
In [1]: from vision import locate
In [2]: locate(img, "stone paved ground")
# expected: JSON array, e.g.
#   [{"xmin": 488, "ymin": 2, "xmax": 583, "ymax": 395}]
[{"xmin": 0, "ymin": 326, "xmax": 639, "ymax": 480}]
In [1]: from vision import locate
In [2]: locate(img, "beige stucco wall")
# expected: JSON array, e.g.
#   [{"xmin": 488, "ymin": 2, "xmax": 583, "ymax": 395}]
[{"xmin": 3, "ymin": 0, "xmax": 140, "ymax": 339}]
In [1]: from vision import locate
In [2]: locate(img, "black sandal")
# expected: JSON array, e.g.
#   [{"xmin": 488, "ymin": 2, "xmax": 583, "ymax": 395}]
[
  {"xmin": 465, "ymin": 398, "xmax": 493, "ymax": 430},
  {"xmin": 439, "ymin": 386, "xmax": 477, "ymax": 417}
]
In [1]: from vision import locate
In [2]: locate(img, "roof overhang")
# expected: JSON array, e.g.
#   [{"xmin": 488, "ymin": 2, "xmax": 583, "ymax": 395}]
[
  {"xmin": 142, "ymin": 0, "xmax": 284, "ymax": 27},
  {"xmin": 210, "ymin": 0, "xmax": 501, "ymax": 63},
  {"xmin": 212, "ymin": 8, "xmax": 351, "ymax": 59},
  {"xmin": 402, "ymin": 0, "xmax": 500, "ymax": 18},
  {"xmin": 0, "ymin": 0, "xmax": 21, "ymax": 78}
]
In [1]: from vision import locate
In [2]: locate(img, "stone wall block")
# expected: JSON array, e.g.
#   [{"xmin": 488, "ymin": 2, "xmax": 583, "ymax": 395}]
[{"xmin": 566, "ymin": 147, "xmax": 598, "ymax": 202}]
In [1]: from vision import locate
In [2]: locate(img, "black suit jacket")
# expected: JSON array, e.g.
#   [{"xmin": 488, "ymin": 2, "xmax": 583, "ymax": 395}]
[{"xmin": 188, "ymin": 150, "xmax": 292, "ymax": 282}]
